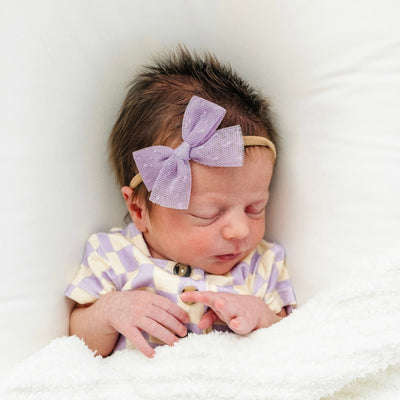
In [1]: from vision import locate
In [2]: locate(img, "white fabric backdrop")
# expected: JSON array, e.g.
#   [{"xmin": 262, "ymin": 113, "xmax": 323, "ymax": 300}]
[{"xmin": 1, "ymin": 0, "xmax": 399, "ymax": 376}]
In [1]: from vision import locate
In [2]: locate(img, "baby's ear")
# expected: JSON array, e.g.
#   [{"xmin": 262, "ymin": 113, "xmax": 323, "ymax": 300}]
[{"xmin": 121, "ymin": 186, "xmax": 149, "ymax": 232}]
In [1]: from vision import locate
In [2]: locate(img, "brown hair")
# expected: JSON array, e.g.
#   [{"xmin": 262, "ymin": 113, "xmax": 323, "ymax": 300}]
[{"xmin": 108, "ymin": 46, "xmax": 279, "ymax": 212}]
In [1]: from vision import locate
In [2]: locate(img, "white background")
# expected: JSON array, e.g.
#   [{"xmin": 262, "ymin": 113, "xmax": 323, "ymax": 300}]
[{"xmin": 1, "ymin": 0, "xmax": 399, "ymax": 374}]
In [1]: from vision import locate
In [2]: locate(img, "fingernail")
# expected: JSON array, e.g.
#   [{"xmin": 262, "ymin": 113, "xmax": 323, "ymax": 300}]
[{"xmin": 180, "ymin": 328, "xmax": 188, "ymax": 338}]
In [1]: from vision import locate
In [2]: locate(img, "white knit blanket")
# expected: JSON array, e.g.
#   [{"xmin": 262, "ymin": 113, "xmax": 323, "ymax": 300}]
[{"xmin": 1, "ymin": 261, "xmax": 400, "ymax": 400}]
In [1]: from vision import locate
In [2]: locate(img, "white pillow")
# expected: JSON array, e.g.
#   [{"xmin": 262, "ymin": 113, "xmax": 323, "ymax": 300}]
[{"xmin": 1, "ymin": 0, "xmax": 399, "ymax": 375}]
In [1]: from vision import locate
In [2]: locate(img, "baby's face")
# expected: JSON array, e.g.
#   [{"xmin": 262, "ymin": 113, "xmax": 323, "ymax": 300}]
[{"xmin": 142, "ymin": 147, "xmax": 274, "ymax": 275}]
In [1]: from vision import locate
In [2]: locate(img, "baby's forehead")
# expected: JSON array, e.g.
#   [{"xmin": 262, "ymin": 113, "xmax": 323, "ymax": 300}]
[{"xmin": 189, "ymin": 148, "xmax": 273, "ymax": 200}]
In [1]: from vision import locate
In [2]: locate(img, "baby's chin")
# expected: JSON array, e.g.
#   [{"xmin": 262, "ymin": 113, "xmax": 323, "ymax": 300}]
[{"xmin": 198, "ymin": 256, "xmax": 244, "ymax": 275}]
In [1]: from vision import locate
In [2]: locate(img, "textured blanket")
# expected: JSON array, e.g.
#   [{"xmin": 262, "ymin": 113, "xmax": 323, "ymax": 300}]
[{"xmin": 1, "ymin": 261, "xmax": 400, "ymax": 400}]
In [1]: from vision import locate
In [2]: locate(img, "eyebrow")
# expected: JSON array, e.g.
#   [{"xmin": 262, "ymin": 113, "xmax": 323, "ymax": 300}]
[{"xmin": 189, "ymin": 194, "xmax": 269, "ymax": 211}]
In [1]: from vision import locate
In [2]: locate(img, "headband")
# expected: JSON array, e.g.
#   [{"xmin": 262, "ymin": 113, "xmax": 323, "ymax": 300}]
[{"xmin": 130, "ymin": 95, "xmax": 276, "ymax": 210}]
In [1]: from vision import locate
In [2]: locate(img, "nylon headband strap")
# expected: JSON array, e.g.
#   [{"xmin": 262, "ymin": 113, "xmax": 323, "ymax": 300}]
[{"xmin": 129, "ymin": 135, "xmax": 276, "ymax": 190}]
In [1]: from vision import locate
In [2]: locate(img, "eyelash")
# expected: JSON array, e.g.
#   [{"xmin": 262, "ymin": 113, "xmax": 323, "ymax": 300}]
[
  {"xmin": 246, "ymin": 208, "xmax": 266, "ymax": 220},
  {"xmin": 246, "ymin": 207, "xmax": 265, "ymax": 215},
  {"xmin": 190, "ymin": 213, "xmax": 220, "ymax": 224},
  {"xmin": 190, "ymin": 206, "xmax": 266, "ymax": 224}
]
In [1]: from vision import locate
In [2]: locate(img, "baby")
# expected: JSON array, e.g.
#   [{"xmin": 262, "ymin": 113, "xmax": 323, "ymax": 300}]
[{"xmin": 66, "ymin": 48, "xmax": 296, "ymax": 358}]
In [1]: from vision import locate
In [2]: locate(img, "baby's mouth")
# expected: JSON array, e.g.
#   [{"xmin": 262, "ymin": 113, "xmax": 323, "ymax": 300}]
[{"xmin": 215, "ymin": 253, "xmax": 242, "ymax": 261}]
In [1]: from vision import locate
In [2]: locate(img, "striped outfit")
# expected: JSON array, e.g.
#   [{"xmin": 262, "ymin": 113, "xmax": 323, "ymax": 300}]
[{"xmin": 66, "ymin": 223, "xmax": 296, "ymax": 352}]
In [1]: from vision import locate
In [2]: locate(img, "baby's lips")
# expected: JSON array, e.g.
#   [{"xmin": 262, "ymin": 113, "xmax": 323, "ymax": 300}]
[{"xmin": 215, "ymin": 252, "xmax": 242, "ymax": 261}]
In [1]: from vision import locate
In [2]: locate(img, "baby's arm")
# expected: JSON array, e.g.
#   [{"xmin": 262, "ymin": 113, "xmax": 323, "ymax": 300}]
[
  {"xmin": 179, "ymin": 291, "xmax": 285, "ymax": 334},
  {"xmin": 70, "ymin": 290, "xmax": 190, "ymax": 358}
]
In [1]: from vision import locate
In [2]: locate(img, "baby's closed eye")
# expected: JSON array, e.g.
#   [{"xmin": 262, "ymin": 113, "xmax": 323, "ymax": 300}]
[
  {"xmin": 245, "ymin": 204, "xmax": 267, "ymax": 217},
  {"xmin": 189, "ymin": 212, "xmax": 220, "ymax": 225}
]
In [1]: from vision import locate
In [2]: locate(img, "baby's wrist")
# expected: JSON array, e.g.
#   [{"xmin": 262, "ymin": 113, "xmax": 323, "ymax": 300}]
[{"xmin": 95, "ymin": 292, "xmax": 119, "ymax": 334}]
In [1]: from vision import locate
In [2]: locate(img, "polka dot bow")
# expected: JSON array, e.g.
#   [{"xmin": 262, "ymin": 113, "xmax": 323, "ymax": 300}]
[{"xmin": 132, "ymin": 95, "xmax": 244, "ymax": 209}]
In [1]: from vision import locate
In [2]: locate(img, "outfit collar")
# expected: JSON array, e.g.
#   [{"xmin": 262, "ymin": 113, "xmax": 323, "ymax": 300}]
[{"xmin": 126, "ymin": 222, "xmax": 205, "ymax": 279}]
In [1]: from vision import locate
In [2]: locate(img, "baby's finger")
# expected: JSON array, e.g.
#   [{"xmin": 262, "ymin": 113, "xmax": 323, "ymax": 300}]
[
  {"xmin": 198, "ymin": 309, "xmax": 219, "ymax": 330},
  {"xmin": 125, "ymin": 327, "xmax": 155, "ymax": 358},
  {"xmin": 146, "ymin": 307, "xmax": 188, "ymax": 338},
  {"xmin": 152, "ymin": 294, "xmax": 190, "ymax": 324},
  {"xmin": 179, "ymin": 291, "xmax": 216, "ymax": 308},
  {"xmin": 228, "ymin": 316, "xmax": 250, "ymax": 334},
  {"xmin": 180, "ymin": 291, "xmax": 233, "ymax": 322},
  {"xmin": 139, "ymin": 317, "xmax": 181, "ymax": 347}
]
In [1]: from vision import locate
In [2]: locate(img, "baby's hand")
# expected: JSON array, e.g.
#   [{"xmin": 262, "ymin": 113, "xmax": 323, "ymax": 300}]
[
  {"xmin": 102, "ymin": 291, "xmax": 190, "ymax": 358},
  {"xmin": 179, "ymin": 291, "xmax": 283, "ymax": 335}
]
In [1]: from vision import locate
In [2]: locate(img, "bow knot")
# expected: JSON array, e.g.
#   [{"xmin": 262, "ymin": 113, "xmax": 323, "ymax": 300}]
[
  {"xmin": 133, "ymin": 96, "xmax": 244, "ymax": 209},
  {"xmin": 174, "ymin": 141, "xmax": 191, "ymax": 161}
]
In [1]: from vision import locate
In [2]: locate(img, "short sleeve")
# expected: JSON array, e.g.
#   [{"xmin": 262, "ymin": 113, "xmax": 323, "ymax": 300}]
[
  {"xmin": 257, "ymin": 242, "xmax": 297, "ymax": 314},
  {"xmin": 65, "ymin": 234, "xmax": 119, "ymax": 304}
]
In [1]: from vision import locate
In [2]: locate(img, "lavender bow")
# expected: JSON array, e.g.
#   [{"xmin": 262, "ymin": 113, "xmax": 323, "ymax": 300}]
[{"xmin": 133, "ymin": 95, "xmax": 244, "ymax": 209}]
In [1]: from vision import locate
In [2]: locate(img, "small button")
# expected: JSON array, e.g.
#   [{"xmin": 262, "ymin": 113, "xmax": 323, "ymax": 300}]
[
  {"xmin": 181, "ymin": 285, "xmax": 197, "ymax": 305},
  {"xmin": 173, "ymin": 263, "xmax": 191, "ymax": 277}
]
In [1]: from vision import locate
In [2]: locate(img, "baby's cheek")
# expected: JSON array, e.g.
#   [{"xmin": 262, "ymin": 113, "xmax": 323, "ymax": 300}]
[
  {"xmin": 190, "ymin": 235, "xmax": 211, "ymax": 251},
  {"xmin": 186, "ymin": 233, "xmax": 216, "ymax": 255},
  {"xmin": 251, "ymin": 220, "xmax": 265, "ymax": 243}
]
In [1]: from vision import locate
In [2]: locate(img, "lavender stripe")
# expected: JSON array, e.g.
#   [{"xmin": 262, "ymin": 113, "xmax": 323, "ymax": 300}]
[
  {"xmin": 117, "ymin": 247, "xmax": 139, "ymax": 273},
  {"xmin": 131, "ymin": 263, "xmax": 156, "ymax": 289},
  {"xmin": 75, "ymin": 275, "xmax": 105, "ymax": 297},
  {"xmin": 252, "ymin": 270, "xmax": 268, "ymax": 295},
  {"xmin": 270, "ymin": 243, "xmax": 285, "ymax": 262},
  {"xmin": 276, "ymin": 279, "xmax": 297, "ymax": 304},
  {"xmin": 157, "ymin": 289, "xmax": 178, "ymax": 304},
  {"xmin": 230, "ymin": 261, "xmax": 250, "ymax": 284},
  {"xmin": 266, "ymin": 264, "xmax": 279, "ymax": 294},
  {"xmin": 81, "ymin": 241, "xmax": 96, "ymax": 268},
  {"xmin": 96, "ymin": 233, "xmax": 115, "ymax": 253},
  {"xmin": 102, "ymin": 268, "xmax": 126, "ymax": 291},
  {"xmin": 64, "ymin": 285, "xmax": 75, "ymax": 298}
]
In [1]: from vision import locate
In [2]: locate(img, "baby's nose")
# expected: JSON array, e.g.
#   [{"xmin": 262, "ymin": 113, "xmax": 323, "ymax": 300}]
[{"xmin": 222, "ymin": 211, "xmax": 250, "ymax": 241}]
